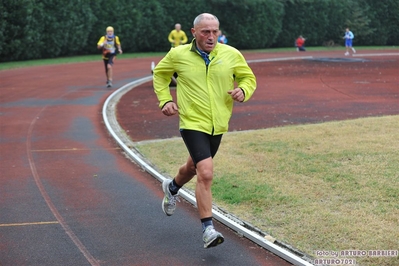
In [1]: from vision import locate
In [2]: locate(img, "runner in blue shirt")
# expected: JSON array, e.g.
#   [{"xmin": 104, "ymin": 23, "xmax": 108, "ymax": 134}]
[{"xmin": 343, "ymin": 28, "xmax": 356, "ymax": 56}]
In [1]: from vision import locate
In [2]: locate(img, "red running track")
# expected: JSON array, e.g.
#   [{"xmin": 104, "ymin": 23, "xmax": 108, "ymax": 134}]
[{"xmin": 1, "ymin": 49, "xmax": 397, "ymax": 265}]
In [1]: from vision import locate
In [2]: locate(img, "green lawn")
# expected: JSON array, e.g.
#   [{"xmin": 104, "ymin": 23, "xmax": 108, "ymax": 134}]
[{"xmin": 136, "ymin": 116, "xmax": 399, "ymax": 266}]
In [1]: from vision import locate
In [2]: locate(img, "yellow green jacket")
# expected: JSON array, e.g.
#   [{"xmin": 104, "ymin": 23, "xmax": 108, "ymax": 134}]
[
  {"xmin": 168, "ymin": 30, "xmax": 188, "ymax": 47},
  {"xmin": 153, "ymin": 39, "xmax": 257, "ymax": 135}
]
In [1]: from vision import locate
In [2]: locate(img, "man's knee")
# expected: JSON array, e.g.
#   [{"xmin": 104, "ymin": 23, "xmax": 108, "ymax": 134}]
[{"xmin": 196, "ymin": 158, "xmax": 213, "ymax": 182}]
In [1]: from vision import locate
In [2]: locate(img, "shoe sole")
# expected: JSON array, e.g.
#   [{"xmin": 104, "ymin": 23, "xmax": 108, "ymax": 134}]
[
  {"xmin": 204, "ymin": 234, "xmax": 224, "ymax": 248},
  {"xmin": 162, "ymin": 180, "xmax": 173, "ymax": 216}
]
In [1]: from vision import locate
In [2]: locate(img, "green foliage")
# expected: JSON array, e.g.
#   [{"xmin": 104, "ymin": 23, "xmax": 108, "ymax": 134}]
[
  {"xmin": 133, "ymin": 0, "xmax": 174, "ymax": 52},
  {"xmin": 278, "ymin": 0, "xmax": 375, "ymax": 47},
  {"xmin": 1, "ymin": 0, "xmax": 95, "ymax": 61},
  {"xmin": 1, "ymin": 0, "xmax": 39, "ymax": 60},
  {"xmin": 342, "ymin": 0, "xmax": 375, "ymax": 45},
  {"xmin": 322, "ymin": 0, "xmax": 351, "ymax": 46},
  {"xmin": 364, "ymin": 0, "xmax": 399, "ymax": 45},
  {"xmin": 278, "ymin": 0, "xmax": 331, "ymax": 47},
  {"xmin": 0, "ymin": 0, "xmax": 397, "ymax": 62},
  {"xmin": 39, "ymin": 0, "xmax": 96, "ymax": 57},
  {"xmin": 208, "ymin": 0, "xmax": 284, "ymax": 49}
]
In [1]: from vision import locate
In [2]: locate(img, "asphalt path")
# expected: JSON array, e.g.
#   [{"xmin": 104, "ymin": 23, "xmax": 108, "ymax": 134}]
[{"xmin": 0, "ymin": 58, "xmax": 291, "ymax": 265}]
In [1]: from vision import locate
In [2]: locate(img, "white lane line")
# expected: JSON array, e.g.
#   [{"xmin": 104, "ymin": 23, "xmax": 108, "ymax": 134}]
[
  {"xmin": 0, "ymin": 221, "xmax": 59, "ymax": 227},
  {"xmin": 353, "ymin": 53, "xmax": 399, "ymax": 57},
  {"xmin": 27, "ymin": 102, "xmax": 100, "ymax": 266},
  {"xmin": 247, "ymin": 56, "xmax": 313, "ymax": 63}
]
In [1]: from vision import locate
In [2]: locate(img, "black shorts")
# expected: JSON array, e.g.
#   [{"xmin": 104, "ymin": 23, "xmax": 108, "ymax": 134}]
[
  {"xmin": 103, "ymin": 54, "xmax": 116, "ymax": 70},
  {"xmin": 180, "ymin": 129, "xmax": 223, "ymax": 166}
]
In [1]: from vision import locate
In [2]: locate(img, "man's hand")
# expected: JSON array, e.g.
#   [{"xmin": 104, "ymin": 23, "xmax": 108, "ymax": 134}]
[
  {"xmin": 228, "ymin": 88, "xmax": 245, "ymax": 102},
  {"xmin": 161, "ymin": 102, "xmax": 179, "ymax": 116}
]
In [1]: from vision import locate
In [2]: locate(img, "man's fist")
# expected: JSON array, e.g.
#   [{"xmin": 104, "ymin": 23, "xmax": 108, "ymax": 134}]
[
  {"xmin": 162, "ymin": 102, "xmax": 179, "ymax": 116},
  {"xmin": 228, "ymin": 88, "xmax": 245, "ymax": 102}
]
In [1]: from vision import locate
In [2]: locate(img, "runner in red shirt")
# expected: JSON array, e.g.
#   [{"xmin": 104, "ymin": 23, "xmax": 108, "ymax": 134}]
[{"xmin": 295, "ymin": 35, "xmax": 306, "ymax": 51}]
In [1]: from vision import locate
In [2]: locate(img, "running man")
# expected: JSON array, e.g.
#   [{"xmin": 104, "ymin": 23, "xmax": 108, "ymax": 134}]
[
  {"xmin": 343, "ymin": 28, "xmax": 356, "ymax": 56},
  {"xmin": 97, "ymin": 26, "xmax": 122, "ymax": 88},
  {"xmin": 168, "ymin": 23, "xmax": 188, "ymax": 48},
  {"xmin": 153, "ymin": 13, "xmax": 256, "ymax": 249}
]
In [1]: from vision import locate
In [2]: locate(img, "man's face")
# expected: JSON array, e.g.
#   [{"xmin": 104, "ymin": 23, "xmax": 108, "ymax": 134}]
[
  {"xmin": 107, "ymin": 30, "xmax": 114, "ymax": 37},
  {"xmin": 191, "ymin": 17, "xmax": 219, "ymax": 53}
]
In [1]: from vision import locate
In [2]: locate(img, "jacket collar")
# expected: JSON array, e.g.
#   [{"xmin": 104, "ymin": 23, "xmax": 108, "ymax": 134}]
[{"xmin": 190, "ymin": 39, "xmax": 218, "ymax": 58}]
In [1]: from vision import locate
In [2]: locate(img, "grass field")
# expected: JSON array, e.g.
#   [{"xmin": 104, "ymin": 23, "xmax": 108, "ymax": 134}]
[{"xmin": 136, "ymin": 116, "xmax": 399, "ymax": 266}]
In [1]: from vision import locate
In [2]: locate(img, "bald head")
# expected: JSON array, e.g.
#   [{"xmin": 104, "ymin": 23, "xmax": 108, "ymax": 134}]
[
  {"xmin": 193, "ymin": 13, "xmax": 219, "ymax": 27},
  {"xmin": 175, "ymin": 23, "xmax": 181, "ymax": 31}
]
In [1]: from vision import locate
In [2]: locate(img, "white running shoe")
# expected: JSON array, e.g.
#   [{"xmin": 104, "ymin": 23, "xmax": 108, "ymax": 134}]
[
  {"xmin": 345, "ymin": 52, "xmax": 349, "ymax": 56},
  {"xmin": 162, "ymin": 179, "xmax": 179, "ymax": 216},
  {"xmin": 203, "ymin": 226, "xmax": 224, "ymax": 248}
]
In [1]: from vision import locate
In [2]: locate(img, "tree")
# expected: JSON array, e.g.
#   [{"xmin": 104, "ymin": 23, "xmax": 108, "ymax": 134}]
[
  {"xmin": 342, "ymin": 0, "xmax": 374, "ymax": 45},
  {"xmin": 208, "ymin": 0, "xmax": 284, "ymax": 49},
  {"xmin": 278, "ymin": 0, "xmax": 330, "ymax": 47},
  {"xmin": 364, "ymin": 0, "xmax": 399, "ymax": 45}
]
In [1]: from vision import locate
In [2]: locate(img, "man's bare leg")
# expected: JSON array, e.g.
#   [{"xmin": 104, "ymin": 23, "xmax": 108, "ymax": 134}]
[
  {"xmin": 173, "ymin": 156, "xmax": 214, "ymax": 218},
  {"xmin": 172, "ymin": 156, "xmax": 214, "ymax": 217},
  {"xmin": 107, "ymin": 65, "xmax": 113, "ymax": 82},
  {"xmin": 171, "ymin": 156, "xmax": 223, "ymax": 247},
  {"xmin": 194, "ymin": 157, "xmax": 224, "ymax": 247},
  {"xmin": 194, "ymin": 157, "xmax": 214, "ymax": 219},
  {"xmin": 174, "ymin": 156, "xmax": 196, "ymax": 185}
]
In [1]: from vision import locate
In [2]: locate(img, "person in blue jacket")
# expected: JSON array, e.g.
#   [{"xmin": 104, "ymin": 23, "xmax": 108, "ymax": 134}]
[
  {"xmin": 218, "ymin": 30, "xmax": 228, "ymax": 44},
  {"xmin": 343, "ymin": 28, "xmax": 356, "ymax": 56}
]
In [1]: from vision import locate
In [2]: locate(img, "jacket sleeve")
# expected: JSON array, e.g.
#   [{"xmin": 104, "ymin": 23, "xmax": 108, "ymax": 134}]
[
  {"xmin": 182, "ymin": 32, "xmax": 188, "ymax": 44},
  {"xmin": 168, "ymin": 31, "xmax": 174, "ymax": 44},
  {"xmin": 153, "ymin": 50, "xmax": 176, "ymax": 108},
  {"xmin": 234, "ymin": 52, "xmax": 257, "ymax": 102}
]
